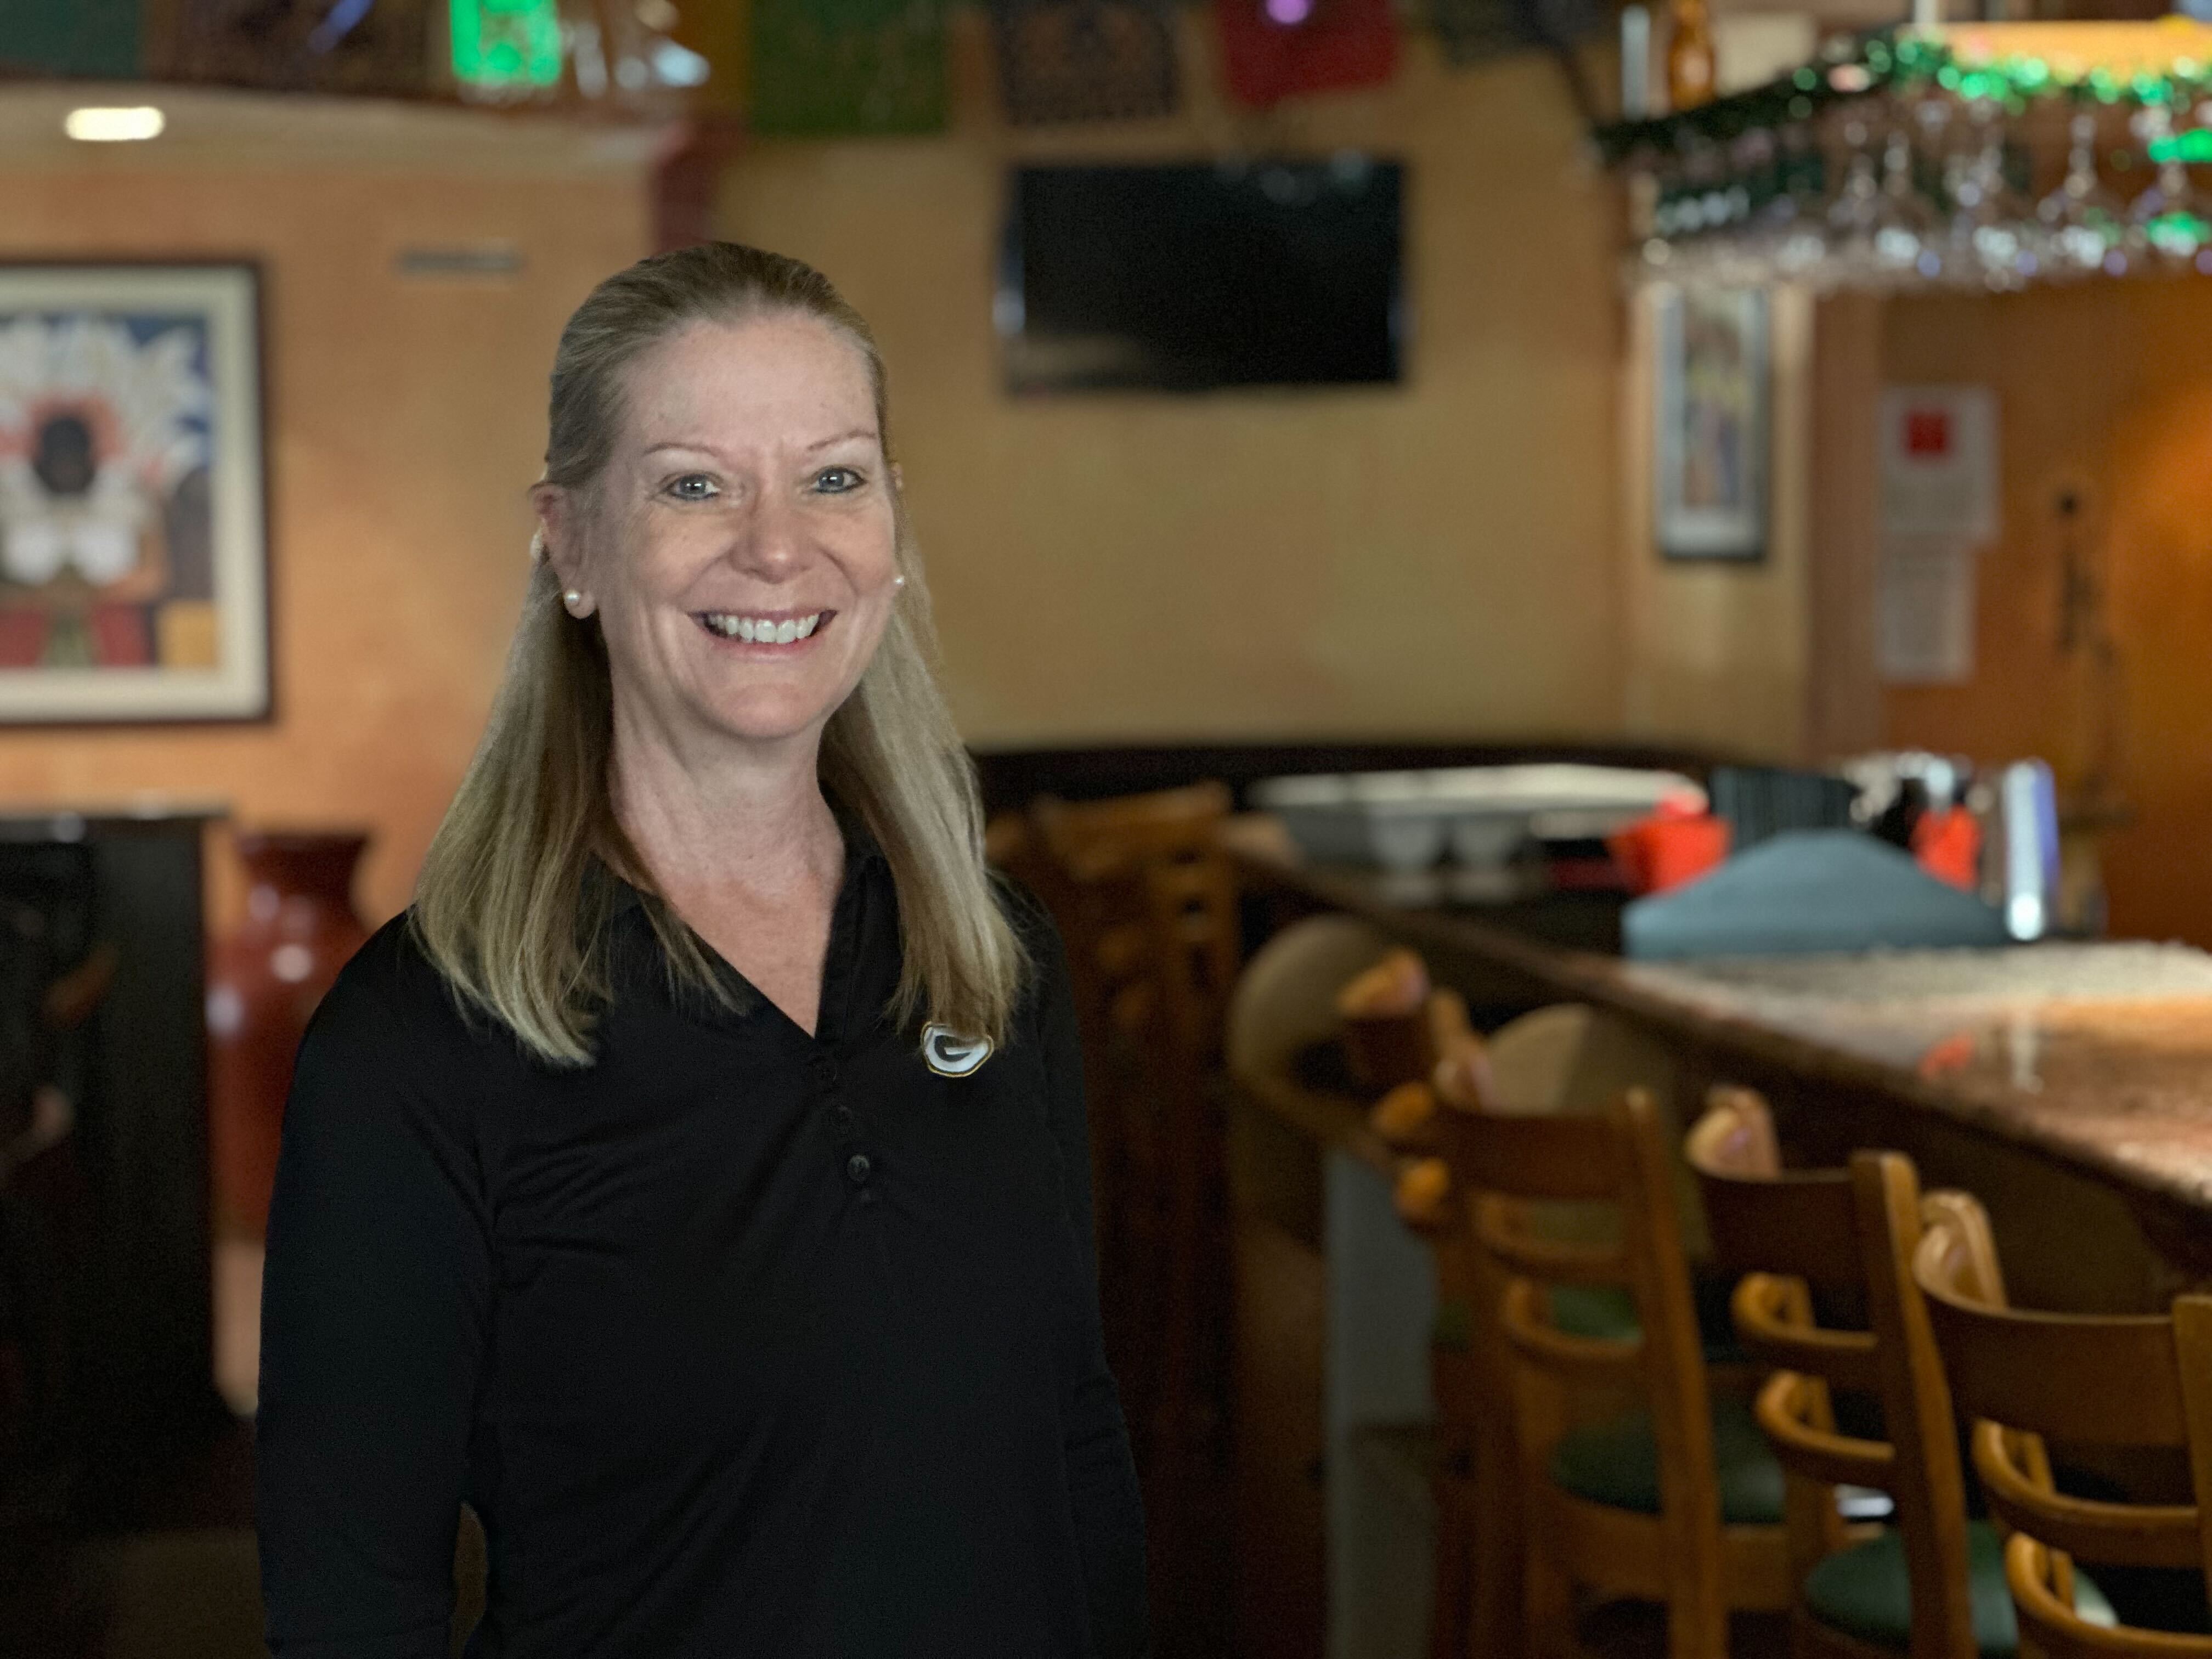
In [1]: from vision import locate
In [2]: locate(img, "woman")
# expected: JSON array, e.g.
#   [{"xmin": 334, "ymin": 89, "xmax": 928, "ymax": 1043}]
[{"xmin": 255, "ymin": 244, "xmax": 1147, "ymax": 1658}]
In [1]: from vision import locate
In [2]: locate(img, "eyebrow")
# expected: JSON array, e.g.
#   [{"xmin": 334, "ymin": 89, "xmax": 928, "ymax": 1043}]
[{"xmin": 641, "ymin": 428, "xmax": 880, "ymax": 459}]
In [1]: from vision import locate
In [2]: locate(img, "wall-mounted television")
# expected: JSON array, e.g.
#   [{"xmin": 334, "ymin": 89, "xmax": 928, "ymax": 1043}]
[{"xmin": 997, "ymin": 157, "xmax": 1406, "ymax": 394}]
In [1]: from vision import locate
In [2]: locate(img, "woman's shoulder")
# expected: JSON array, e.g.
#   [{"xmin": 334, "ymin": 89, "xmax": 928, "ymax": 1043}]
[
  {"xmin": 307, "ymin": 911, "xmax": 505, "ymax": 1068},
  {"xmin": 280, "ymin": 913, "xmax": 510, "ymax": 1200}
]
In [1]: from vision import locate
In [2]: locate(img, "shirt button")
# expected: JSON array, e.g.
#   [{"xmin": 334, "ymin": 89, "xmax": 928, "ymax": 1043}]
[
  {"xmin": 833, "ymin": 1104, "xmax": 858, "ymax": 1136},
  {"xmin": 809, "ymin": 1052, "xmax": 839, "ymax": 1088},
  {"xmin": 845, "ymin": 1153, "xmax": 873, "ymax": 1187}
]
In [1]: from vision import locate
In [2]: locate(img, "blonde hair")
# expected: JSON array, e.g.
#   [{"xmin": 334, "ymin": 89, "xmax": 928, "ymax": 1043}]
[{"xmin": 413, "ymin": 243, "xmax": 1025, "ymax": 1066}]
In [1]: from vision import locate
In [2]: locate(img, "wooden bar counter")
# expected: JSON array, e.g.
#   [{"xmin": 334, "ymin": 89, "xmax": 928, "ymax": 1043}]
[{"xmin": 1224, "ymin": 818, "xmax": 2212, "ymax": 1313}]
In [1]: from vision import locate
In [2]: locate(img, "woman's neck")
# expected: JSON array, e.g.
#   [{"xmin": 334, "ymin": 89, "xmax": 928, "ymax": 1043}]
[{"xmin": 609, "ymin": 710, "xmax": 844, "ymax": 906}]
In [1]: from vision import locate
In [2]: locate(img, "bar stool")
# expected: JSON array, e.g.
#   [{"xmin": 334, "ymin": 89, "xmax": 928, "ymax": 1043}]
[
  {"xmin": 1030, "ymin": 783, "xmax": 1244, "ymax": 1654},
  {"xmin": 1375, "ymin": 1005, "xmax": 1715, "ymax": 1659},
  {"xmin": 1026, "ymin": 782, "xmax": 1236, "ymax": 1454},
  {"xmin": 1390, "ymin": 1146, "xmax": 1484, "ymax": 1659},
  {"xmin": 1029, "ymin": 780, "xmax": 1234, "ymax": 1069},
  {"xmin": 1686, "ymin": 1089, "xmax": 2120, "ymax": 1658},
  {"xmin": 1223, "ymin": 914, "xmax": 1398, "ymax": 1659},
  {"xmin": 1913, "ymin": 1167, "xmax": 2212, "ymax": 1657},
  {"xmin": 1135, "ymin": 823, "xmax": 1244, "ymax": 1482},
  {"xmin": 1437, "ymin": 1080, "xmax": 1792, "ymax": 1659}
]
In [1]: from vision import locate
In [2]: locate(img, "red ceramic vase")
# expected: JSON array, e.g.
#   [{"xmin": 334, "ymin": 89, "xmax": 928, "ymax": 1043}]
[{"xmin": 207, "ymin": 832, "xmax": 371, "ymax": 1239}]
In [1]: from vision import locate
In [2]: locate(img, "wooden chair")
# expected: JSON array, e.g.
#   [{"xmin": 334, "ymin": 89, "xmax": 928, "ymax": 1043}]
[
  {"xmin": 1029, "ymin": 781, "xmax": 1233, "ymax": 1069},
  {"xmin": 1028, "ymin": 785, "xmax": 1244, "ymax": 1486},
  {"xmin": 1025, "ymin": 791, "xmax": 1233, "ymax": 1364},
  {"xmin": 1391, "ymin": 1147, "xmax": 1484, "ymax": 1659},
  {"xmin": 1375, "ymin": 1005, "xmax": 1702, "ymax": 1659},
  {"xmin": 1223, "ymin": 915, "xmax": 1397, "ymax": 1659},
  {"xmin": 1914, "ymin": 1181, "xmax": 2212, "ymax": 1657},
  {"xmin": 1688, "ymin": 1088, "xmax": 2123, "ymax": 1659},
  {"xmin": 1029, "ymin": 784, "xmax": 1247, "ymax": 1653},
  {"xmin": 1028, "ymin": 781, "xmax": 1238, "ymax": 1137},
  {"xmin": 1137, "ymin": 826, "xmax": 1244, "ymax": 1480},
  {"xmin": 1689, "ymin": 1089, "xmax": 1979, "ymax": 1659},
  {"xmin": 1437, "ymin": 1081, "xmax": 1792, "ymax": 1659}
]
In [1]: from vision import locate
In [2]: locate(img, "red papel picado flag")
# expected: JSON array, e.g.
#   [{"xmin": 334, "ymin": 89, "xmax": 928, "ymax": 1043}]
[{"xmin": 1216, "ymin": 0, "xmax": 1398, "ymax": 106}]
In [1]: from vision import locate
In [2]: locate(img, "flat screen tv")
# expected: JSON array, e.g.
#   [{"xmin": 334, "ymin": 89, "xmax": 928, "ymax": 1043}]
[{"xmin": 997, "ymin": 157, "xmax": 1406, "ymax": 393}]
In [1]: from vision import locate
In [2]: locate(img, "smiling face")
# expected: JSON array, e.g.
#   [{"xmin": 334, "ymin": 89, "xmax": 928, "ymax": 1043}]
[{"xmin": 540, "ymin": 312, "xmax": 901, "ymax": 761}]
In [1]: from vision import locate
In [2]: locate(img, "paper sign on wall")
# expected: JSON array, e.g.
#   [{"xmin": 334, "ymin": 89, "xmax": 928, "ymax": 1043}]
[
  {"xmin": 1877, "ymin": 385, "xmax": 1997, "ymax": 685},
  {"xmin": 1880, "ymin": 386, "xmax": 1999, "ymax": 541},
  {"xmin": 1878, "ymin": 535, "xmax": 1978, "ymax": 685}
]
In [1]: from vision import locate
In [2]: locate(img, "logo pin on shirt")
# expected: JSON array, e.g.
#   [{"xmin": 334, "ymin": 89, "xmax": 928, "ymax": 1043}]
[{"xmin": 921, "ymin": 1023, "xmax": 992, "ymax": 1078}]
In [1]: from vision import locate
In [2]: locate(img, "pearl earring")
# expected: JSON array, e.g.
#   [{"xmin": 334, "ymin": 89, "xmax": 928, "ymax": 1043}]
[
  {"xmin": 893, "ymin": 575, "xmax": 906, "ymax": 589},
  {"xmin": 563, "ymin": 590, "xmax": 592, "ymax": 617}
]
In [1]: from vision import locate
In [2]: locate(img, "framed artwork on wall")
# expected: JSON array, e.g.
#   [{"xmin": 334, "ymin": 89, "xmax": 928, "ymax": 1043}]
[
  {"xmin": 158, "ymin": 0, "xmax": 436, "ymax": 96},
  {"xmin": 0, "ymin": 262, "xmax": 269, "ymax": 724},
  {"xmin": 1653, "ymin": 283, "xmax": 1769, "ymax": 563}
]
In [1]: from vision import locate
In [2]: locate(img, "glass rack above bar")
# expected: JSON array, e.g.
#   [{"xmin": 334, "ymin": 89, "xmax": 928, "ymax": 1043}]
[{"xmin": 1604, "ymin": 20, "xmax": 2212, "ymax": 291}]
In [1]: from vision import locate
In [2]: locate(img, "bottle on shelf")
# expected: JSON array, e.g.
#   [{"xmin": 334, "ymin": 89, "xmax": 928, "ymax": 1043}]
[{"xmin": 1665, "ymin": 0, "xmax": 1717, "ymax": 112}]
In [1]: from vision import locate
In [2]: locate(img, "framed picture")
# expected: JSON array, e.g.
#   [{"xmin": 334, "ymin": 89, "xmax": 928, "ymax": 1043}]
[
  {"xmin": 0, "ymin": 263, "xmax": 269, "ymax": 723},
  {"xmin": 156, "ymin": 0, "xmax": 436, "ymax": 96},
  {"xmin": 1654, "ymin": 284, "xmax": 1769, "ymax": 562}
]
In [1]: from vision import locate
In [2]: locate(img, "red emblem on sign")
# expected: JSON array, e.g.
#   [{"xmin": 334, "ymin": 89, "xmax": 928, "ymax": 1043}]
[{"xmin": 1904, "ymin": 409, "xmax": 1951, "ymax": 457}]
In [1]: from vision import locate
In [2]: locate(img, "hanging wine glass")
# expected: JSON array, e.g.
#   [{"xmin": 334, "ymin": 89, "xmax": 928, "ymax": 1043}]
[
  {"xmin": 2126, "ymin": 102, "xmax": 2210, "ymax": 270},
  {"xmin": 1824, "ymin": 115, "xmax": 1889, "ymax": 287},
  {"xmin": 1909, "ymin": 91, "xmax": 1967, "ymax": 285},
  {"xmin": 1638, "ymin": 142, "xmax": 1690, "ymax": 278},
  {"xmin": 2038, "ymin": 104, "xmax": 2131, "ymax": 279},
  {"xmin": 1873, "ymin": 116, "xmax": 1946, "ymax": 286},
  {"xmin": 1664, "ymin": 132, "xmax": 1735, "ymax": 280},
  {"xmin": 1944, "ymin": 97, "xmax": 2036, "ymax": 290},
  {"xmin": 1762, "ymin": 117, "xmax": 1831, "ymax": 281},
  {"xmin": 1705, "ymin": 128, "xmax": 1777, "ymax": 285}
]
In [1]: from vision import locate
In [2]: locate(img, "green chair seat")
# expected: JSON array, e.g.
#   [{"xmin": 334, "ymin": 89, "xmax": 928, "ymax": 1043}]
[
  {"xmin": 1430, "ymin": 1289, "xmax": 1643, "ymax": 1353},
  {"xmin": 1431, "ymin": 1284, "xmax": 1746, "ymax": 1365},
  {"xmin": 1802, "ymin": 1520, "xmax": 2115, "ymax": 1657},
  {"xmin": 1547, "ymin": 1392, "xmax": 1784, "ymax": 1526},
  {"xmin": 1546, "ymin": 1282, "xmax": 1750, "ymax": 1366},
  {"xmin": 1547, "ymin": 1283, "xmax": 1640, "ymax": 1341}
]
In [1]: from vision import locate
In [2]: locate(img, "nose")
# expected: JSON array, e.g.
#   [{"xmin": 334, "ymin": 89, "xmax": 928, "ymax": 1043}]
[{"xmin": 725, "ymin": 486, "xmax": 807, "ymax": 583}]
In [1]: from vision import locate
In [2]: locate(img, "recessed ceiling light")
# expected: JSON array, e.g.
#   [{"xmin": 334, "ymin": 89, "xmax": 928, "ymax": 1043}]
[{"xmin": 64, "ymin": 106, "xmax": 166, "ymax": 143}]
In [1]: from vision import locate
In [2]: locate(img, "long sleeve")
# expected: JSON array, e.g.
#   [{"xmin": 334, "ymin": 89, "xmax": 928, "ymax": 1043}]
[
  {"xmin": 255, "ymin": 941, "xmax": 494, "ymax": 1659},
  {"xmin": 1031, "ymin": 911, "xmax": 1151, "ymax": 1659}
]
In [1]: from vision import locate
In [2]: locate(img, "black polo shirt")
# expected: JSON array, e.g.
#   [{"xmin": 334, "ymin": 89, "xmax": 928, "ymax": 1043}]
[{"xmin": 254, "ymin": 831, "xmax": 1148, "ymax": 1658}]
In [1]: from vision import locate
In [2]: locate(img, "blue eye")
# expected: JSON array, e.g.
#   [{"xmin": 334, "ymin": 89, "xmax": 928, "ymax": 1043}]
[
  {"xmin": 668, "ymin": 474, "xmax": 716, "ymax": 501},
  {"xmin": 813, "ymin": 467, "xmax": 862, "ymax": 494}
]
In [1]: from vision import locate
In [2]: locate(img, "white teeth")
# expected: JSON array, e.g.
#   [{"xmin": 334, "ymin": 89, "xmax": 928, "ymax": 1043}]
[{"xmin": 701, "ymin": 611, "xmax": 825, "ymax": 643}]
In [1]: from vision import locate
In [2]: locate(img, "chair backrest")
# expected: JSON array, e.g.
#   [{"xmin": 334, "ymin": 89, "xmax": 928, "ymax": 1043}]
[
  {"xmin": 1029, "ymin": 782, "xmax": 1237, "ymax": 1065},
  {"xmin": 1687, "ymin": 1087, "xmax": 1865, "ymax": 1304},
  {"xmin": 1440, "ymin": 1082, "xmax": 1726, "ymax": 1612},
  {"xmin": 1032, "ymin": 781, "xmax": 1234, "ymax": 881},
  {"xmin": 1848, "ymin": 1152, "xmax": 1984, "ymax": 1659},
  {"xmin": 1915, "ymin": 1198, "xmax": 2212, "ymax": 1656},
  {"xmin": 1685, "ymin": 1094, "xmax": 1980, "ymax": 1658},
  {"xmin": 1142, "ymin": 842, "xmax": 1242, "ymax": 1069}
]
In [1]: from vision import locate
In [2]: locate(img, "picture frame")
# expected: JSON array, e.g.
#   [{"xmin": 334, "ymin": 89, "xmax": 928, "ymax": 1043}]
[
  {"xmin": 1653, "ymin": 284, "xmax": 1769, "ymax": 563},
  {"xmin": 0, "ymin": 262, "xmax": 270, "ymax": 724},
  {"xmin": 154, "ymin": 0, "xmax": 437, "ymax": 97}
]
